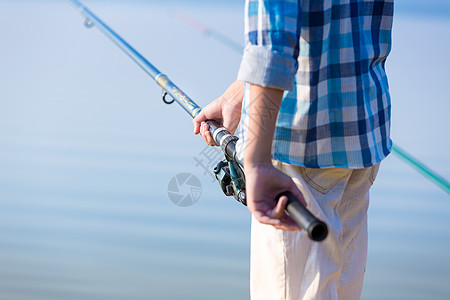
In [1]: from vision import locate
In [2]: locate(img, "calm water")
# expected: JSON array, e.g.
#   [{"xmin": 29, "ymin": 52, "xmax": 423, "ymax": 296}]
[{"xmin": 0, "ymin": 1, "xmax": 449, "ymax": 299}]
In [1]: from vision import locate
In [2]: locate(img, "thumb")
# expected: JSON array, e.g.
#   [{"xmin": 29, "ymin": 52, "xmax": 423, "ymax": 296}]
[
  {"xmin": 273, "ymin": 195, "xmax": 288, "ymax": 219},
  {"xmin": 193, "ymin": 109, "xmax": 206, "ymax": 135}
]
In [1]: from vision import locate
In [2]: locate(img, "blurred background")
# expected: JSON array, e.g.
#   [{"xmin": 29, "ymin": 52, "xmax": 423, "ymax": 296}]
[{"xmin": 0, "ymin": 0, "xmax": 449, "ymax": 299}]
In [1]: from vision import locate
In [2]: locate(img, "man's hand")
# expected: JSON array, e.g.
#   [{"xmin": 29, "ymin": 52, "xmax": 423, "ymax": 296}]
[
  {"xmin": 193, "ymin": 80, "xmax": 244, "ymax": 146},
  {"xmin": 245, "ymin": 163, "xmax": 306, "ymax": 231}
]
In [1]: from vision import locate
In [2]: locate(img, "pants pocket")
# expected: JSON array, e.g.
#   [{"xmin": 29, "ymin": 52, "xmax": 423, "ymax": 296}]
[{"xmin": 299, "ymin": 167, "xmax": 352, "ymax": 194}]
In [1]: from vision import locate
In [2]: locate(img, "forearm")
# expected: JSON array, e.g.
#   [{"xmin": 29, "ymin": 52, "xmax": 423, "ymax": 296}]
[
  {"xmin": 222, "ymin": 80, "xmax": 245, "ymax": 109},
  {"xmin": 244, "ymin": 84, "xmax": 284, "ymax": 168}
]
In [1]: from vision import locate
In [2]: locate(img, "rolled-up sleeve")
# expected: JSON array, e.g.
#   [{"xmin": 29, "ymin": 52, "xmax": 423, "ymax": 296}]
[{"xmin": 237, "ymin": 0, "xmax": 301, "ymax": 91}]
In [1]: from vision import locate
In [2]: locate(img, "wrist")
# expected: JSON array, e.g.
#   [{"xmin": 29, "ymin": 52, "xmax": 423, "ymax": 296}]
[{"xmin": 244, "ymin": 158, "xmax": 273, "ymax": 172}]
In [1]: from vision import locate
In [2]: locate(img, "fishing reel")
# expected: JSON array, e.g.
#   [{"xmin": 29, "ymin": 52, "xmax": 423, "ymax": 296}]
[{"xmin": 213, "ymin": 158, "xmax": 246, "ymax": 206}]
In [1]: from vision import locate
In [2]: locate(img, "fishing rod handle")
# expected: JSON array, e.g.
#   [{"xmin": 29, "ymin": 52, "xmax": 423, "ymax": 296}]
[
  {"xmin": 277, "ymin": 191, "xmax": 328, "ymax": 241},
  {"xmin": 206, "ymin": 120, "xmax": 327, "ymax": 241},
  {"xmin": 206, "ymin": 120, "xmax": 242, "ymax": 164}
]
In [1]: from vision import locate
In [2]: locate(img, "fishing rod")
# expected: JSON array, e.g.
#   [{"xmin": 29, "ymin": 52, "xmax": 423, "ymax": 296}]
[
  {"xmin": 69, "ymin": 0, "xmax": 328, "ymax": 241},
  {"xmin": 173, "ymin": 11, "xmax": 450, "ymax": 195}
]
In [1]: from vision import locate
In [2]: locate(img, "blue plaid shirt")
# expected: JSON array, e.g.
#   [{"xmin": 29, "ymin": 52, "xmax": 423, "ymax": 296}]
[{"xmin": 236, "ymin": 0, "xmax": 393, "ymax": 168}]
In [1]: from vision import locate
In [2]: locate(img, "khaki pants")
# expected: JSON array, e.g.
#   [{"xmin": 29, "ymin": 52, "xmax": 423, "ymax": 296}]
[{"xmin": 250, "ymin": 160, "xmax": 380, "ymax": 300}]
